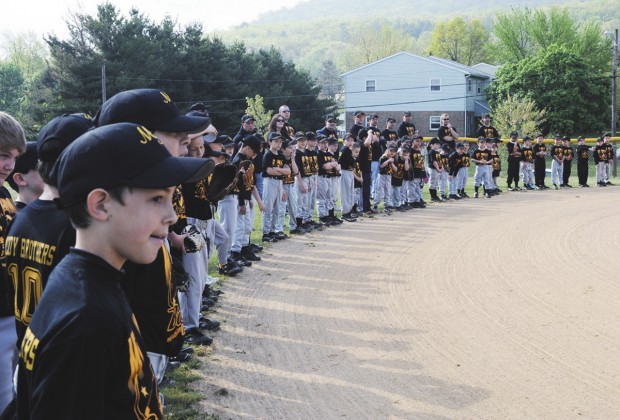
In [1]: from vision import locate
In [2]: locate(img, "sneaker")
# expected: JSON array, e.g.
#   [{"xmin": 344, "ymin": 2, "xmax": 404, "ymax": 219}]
[
  {"xmin": 440, "ymin": 195, "xmax": 449, "ymax": 200},
  {"xmin": 514, "ymin": 186, "xmax": 522, "ymax": 191},
  {"xmin": 396, "ymin": 205, "xmax": 406, "ymax": 212},
  {"xmin": 231, "ymin": 252, "xmax": 252, "ymax": 267},
  {"xmin": 249, "ymin": 243, "xmax": 263, "ymax": 252},
  {"xmin": 330, "ymin": 215, "xmax": 343, "ymax": 224},
  {"xmin": 583, "ymin": 184, "xmax": 590, "ymax": 187},
  {"xmin": 448, "ymin": 194, "xmax": 461, "ymax": 200},
  {"xmin": 553, "ymin": 184, "xmax": 558, "ymax": 190},
  {"xmin": 289, "ymin": 227, "xmax": 305, "ymax": 234},
  {"xmin": 170, "ymin": 352, "xmax": 192, "ymax": 363},
  {"xmin": 485, "ymin": 193, "xmax": 491, "ymax": 198},
  {"xmin": 262, "ymin": 233, "xmax": 276, "ymax": 243},
  {"xmin": 507, "ymin": 187, "xmax": 514, "ymax": 191},
  {"xmin": 319, "ymin": 216, "xmax": 333, "ymax": 226},
  {"xmin": 241, "ymin": 247, "xmax": 261, "ymax": 261},
  {"xmin": 184, "ymin": 328, "xmax": 213, "ymax": 346},
  {"xmin": 342, "ymin": 213, "xmax": 357, "ymax": 222},
  {"xmin": 461, "ymin": 192, "xmax": 470, "ymax": 198},
  {"xmin": 199, "ymin": 318, "xmax": 221, "ymax": 331},
  {"xmin": 274, "ymin": 231, "xmax": 288, "ymax": 240},
  {"xmin": 606, "ymin": 181, "xmax": 613, "ymax": 185},
  {"xmin": 474, "ymin": 192, "xmax": 479, "ymax": 198},
  {"xmin": 565, "ymin": 184, "xmax": 573, "ymax": 188},
  {"xmin": 430, "ymin": 197, "xmax": 442, "ymax": 203}
]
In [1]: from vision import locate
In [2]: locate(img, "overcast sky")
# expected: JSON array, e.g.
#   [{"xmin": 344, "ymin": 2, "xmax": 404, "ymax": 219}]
[{"xmin": 1, "ymin": 0, "xmax": 304, "ymax": 38}]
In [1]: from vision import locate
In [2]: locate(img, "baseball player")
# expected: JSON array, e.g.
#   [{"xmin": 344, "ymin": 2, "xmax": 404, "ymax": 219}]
[
  {"xmin": 293, "ymin": 132, "xmax": 312, "ymax": 231},
  {"xmin": 390, "ymin": 147, "xmax": 410, "ymax": 210},
  {"xmin": 304, "ymin": 132, "xmax": 322, "ymax": 227},
  {"xmin": 594, "ymin": 137, "xmax": 608, "ymax": 186},
  {"xmin": 7, "ymin": 141, "xmax": 43, "ymax": 211},
  {"xmin": 603, "ymin": 133, "xmax": 614, "ymax": 185},
  {"xmin": 561, "ymin": 136, "xmax": 574, "ymax": 188},
  {"xmin": 276, "ymin": 138, "xmax": 304, "ymax": 234},
  {"xmin": 576, "ymin": 136, "xmax": 591, "ymax": 187},
  {"xmin": 262, "ymin": 132, "xmax": 290, "ymax": 241},
  {"xmin": 448, "ymin": 143, "xmax": 466, "ymax": 199},
  {"xmin": 338, "ymin": 133, "xmax": 357, "ymax": 222},
  {"xmin": 356, "ymin": 128, "xmax": 375, "ymax": 214},
  {"xmin": 352, "ymin": 144, "xmax": 363, "ymax": 216},
  {"xmin": 410, "ymin": 136, "xmax": 427, "ymax": 207},
  {"xmin": 533, "ymin": 133, "xmax": 549, "ymax": 189},
  {"xmin": 0, "ymin": 112, "xmax": 27, "ymax": 413},
  {"xmin": 520, "ymin": 136, "xmax": 535, "ymax": 190},
  {"xmin": 457, "ymin": 141, "xmax": 471, "ymax": 198},
  {"xmin": 438, "ymin": 144, "xmax": 452, "ymax": 200},
  {"xmin": 382, "ymin": 117, "xmax": 399, "ymax": 143},
  {"xmin": 471, "ymin": 137, "xmax": 493, "ymax": 198},
  {"xmin": 376, "ymin": 144, "xmax": 397, "ymax": 210},
  {"xmin": 327, "ymin": 138, "xmax": 343, "ymax": 223},
  {"xmin": 317, "ymin": 136, "xmax": 338, "ymax": 225},
  {"xmin": 11, "ymin": 123, "xmax": 213, "ymax": 418},
  {"xmin": 550, "ymin": 134, "xmax": 565, "ymax": 189},
  {"xmin": 427, "ymin": 138, "xmax": 444, "ymax": 202},
  {"xmin": 506, "ymin": 131, "xmax": 522, "ymax": 191},
  {"xmin": 490, "ymin": 140, "xmax": 501, "ymax": 195}
]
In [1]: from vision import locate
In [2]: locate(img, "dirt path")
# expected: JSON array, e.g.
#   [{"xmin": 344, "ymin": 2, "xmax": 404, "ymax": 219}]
[{"xmin": 199, "ymin": 188, "xmax": 620, "ymax": 419}]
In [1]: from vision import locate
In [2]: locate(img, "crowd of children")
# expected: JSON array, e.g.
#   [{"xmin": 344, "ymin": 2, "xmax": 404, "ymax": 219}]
[{"xmin": 0, "ymin": 100, "xmax": 616, "ymax": 418}]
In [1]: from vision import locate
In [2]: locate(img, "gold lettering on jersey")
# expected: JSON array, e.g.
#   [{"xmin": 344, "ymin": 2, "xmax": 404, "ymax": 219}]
[
  {"xmin": 162, "ymin": 246, "xmax": 184, "ymax": 342},
  {"xmin": 173, "ymin": 187, "xmax": 186, "ymax": 219},
  {"xmin": 160, "ymin": 91, "xmax": 172, "ymax": 104},
  {"xmin": 5, "ymin": 236, "xmax": 18, "ymax": 257},
  {"xmin": 20, "ymin": 327, "xmax": 39, "ymax": 371},
  {"xmin": 17, "ymin": 238, "xmax": 56, "ymax": 266}
]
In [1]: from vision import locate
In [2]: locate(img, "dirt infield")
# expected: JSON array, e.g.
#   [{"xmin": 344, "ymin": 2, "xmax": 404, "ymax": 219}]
[{"xmin": 199, "ymin": 188, "xmax": 620, "ymax": 419}]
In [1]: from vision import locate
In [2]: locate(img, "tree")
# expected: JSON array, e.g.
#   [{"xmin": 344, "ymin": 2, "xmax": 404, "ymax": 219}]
[
  {"xmin": 0, "ymin": 63, "xmax": 25, "ymax": 115},
  {"xmin": 488, "ymin": 44, "xmax": 609, "ymax": 135},
  {"xmin": 427, "ymin": 17, "xmax": 491, "ymax": 65},
  {"xmin": 491, "ymin": 94, "xmax": 546, "ymax": 137},
  {"xmin": 492, "ymin": 7, "xmax": 610, "ymax": 69},
  {"xmin": 317, "ymin": 59, "xmax": 342, "ymax": 103},
  {"xmin": 245, "ymin": 95, "xmax": 272, "ymax": 134},
  {"xmin": 339, "ymin": 25, "xmax": 415, "ymax": 71}
]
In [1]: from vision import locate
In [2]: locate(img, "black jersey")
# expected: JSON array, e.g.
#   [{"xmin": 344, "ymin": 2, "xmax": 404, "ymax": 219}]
[
  {"xmin": 318, "ymin": 150, "xmax": 336, "ymax": 177},
  {"xmin": 353, "ymin": 161, "xmax": 362, "ymax": 188},
  {"xmin": 381, "ymin": 129, "xmax": 399, "ymax": 143},
  {"xmin": 492, "ymin": 151, "xmax": 501, "ymax": 171},
  {"xmin": 411, "ymin": 148, "xmax": 426, "ymax": 178},
  {"xmin": 367, "ymin": 127, "xmax": 382, "ymax": 162},
  {"xmin": 471, "ymin": 148, "xmax": 492, "ymax": 165},
  {"xmin": 437, "ymin": 126, "xmax": 457, "ymax": 150},
  {"xmin": 339, "ymin": 147, "xmax": 356, "ymax": 171},
  {"xmin": 305, "ymin": 148, "xmax": 319, "ymax": 175},
  {"xmin": 550, "ymin": 145, "xmax": 564, "ymax": 161},
  {"xmin": 477, "ymin": 125, "xmax": 499, "ymax": 139},
  {"xmin": 379, "ymin": 156, "xmax": 394, "ymax": 175},
  {"xmin": 122, "ymin": 244, "xmax": 184, "ymax": 357},
  {"xmin": 391, "ymin": 156, "xmax": 406, "ymax": 186},
  {"xmin": 594, "ymin": 145, "xmax": 608, "ymax": 163},
  {"xmin": 448, "ymin": 152, "xmax": 465, "ymax": 176},
  {"xmin": 0, "ymin": 187, "xmax": 17, "ymax": 317},
  {"xmin": 506, "ymin": 141, "xmax": 521, "ymax": 161},
  {"xmin": 171, "ymin": 186, "xmax": 187, "ymax": 234},
  {"xmin": 604, "ymin": 142, "xmax": 613, "ymax": 162},
  {"xmin": 357, "ymin": 142, "xmax": 372, "ymax": 173},
  {"xmin": 316, "ymin": 127, "xmax": 338, "ymax": 141},
  {"xmin": 462, "ymin": 153, "xmax": 471, "ymax": 168},
  {"xmin": 349, "ymin": 124, "xmax": 363, "ymax": 139},
  {"xmin": 576, "ymin": 145, "xmax": 590, "ymax": 163},
  {"xmin": 521, "ymin": 146, "xmax": 535, "ymax": 163},
  {"xmin": 232, "ymin": 152, "xmax": 255, "ymax": 204},
  {"xmin": 282, "ymin": 157, "xmax": 296, "ymax": 185},
  {"xmin": 439, "ymin": 153, "xmax": 450, "ymax": 172},
  {"xmin": 283, "ymin": 123, "xmax": 295, "ymax": 140},
  {"xmin": 295, "ymin": 149, "xmax": 312, "ymax": 178},
  {"xmin": 563, "ymin": 146, "xmax": 574, "ymax": 162},
  {"xmin": 263, "ymin": 150, "xmax": 286, "ymax": 179},
  {"xmin": 533, "ymin": 143, "xmax": 547, "ymax": 161},
  {"xmin": 5, "ymin": 199, "xmax": 75, "ymax": 348},
  {"xmin": 182, "ymin": 177, "xmax": 212, "ymax": 221},
  {"xmin": 428, "ymin": 149, "xmax": 442, "ymax": 170},
  {"xmin": 397, "ymin": 122, "xmax": 416, "ymax": 138},
  {"xmin": 15, "ymin": 249, "xmax": 163, "ymax": 419}
]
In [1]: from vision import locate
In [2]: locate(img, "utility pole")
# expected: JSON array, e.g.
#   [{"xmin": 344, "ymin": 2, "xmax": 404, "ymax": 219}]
[
  {"xmin": 605, "ymin": 29, "xmax": 618, "ymax": 136},
  {"xmin": 101, "ymin": 63, "xmax": 107, "ymax": 103}
]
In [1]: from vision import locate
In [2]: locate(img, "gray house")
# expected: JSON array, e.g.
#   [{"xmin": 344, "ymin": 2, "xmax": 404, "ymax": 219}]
[{"xmin": 341, "ymin": 52, "xmax": 497, "ymax": 138}]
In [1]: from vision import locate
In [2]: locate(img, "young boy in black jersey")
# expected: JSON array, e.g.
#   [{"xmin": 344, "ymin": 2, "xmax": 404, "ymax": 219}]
[
  {"xmin": 304, "ymin": 132, "xmax": 321, "ymax": 226},
  {"xmin": 603, "ymin": 133, "xmax": 614, "ymax": 185},
  {"xmin": 427, "ymin": 138, "xmax": 444, "ymax": 202},
  {"xmin": 263, "ymin": 132, "xmax": 290, "ymax": 240},
  {"xmin": 390, "ymin": 147, "xmax": 409, "ymax": 210},
  {"xmin": 352, "ymin": 144, "xmax": 363, "ymax": 216},
  {"xmin": 338, "ymin": 133, "xmax": 357, "ymax": 222},
  {"xmin": 0, "ymin": 112, "xmax": 26, "ymax": 414},
  {"xmin": 439, "ymin": 144, "xmax": 451, "ymax": 200},
  {"xmin": 520, "ymin": 136, "xmax": 535, "ymax": 190},
  {"xmin": 448, "ymin": 143, "xmax": 466, "ymax": 199},
  {"xmin": 575, "ymin": 136, "xmax": 591, "ymax": 187},
  {"xmin": 327, "ymin": 138, "xmax": 343, "ymax": 224},
  {"xmin": 533, "ymin": 134, "xmax": 548, "ymax": 189},
  {"xmin": 410, "ymin": 136, "xmax": 427, "ymax": 207},
  {"xmin": 457, "ymin": 141, "xmax": 471, "ymax": 197},
  {"xmin": 376, "ymin": 144, "xmax": 397, "ymax": 210},
  {"xmin": 317, "ymin": 136, "xmax": 339, "ymax": 225},
  {"xmin": 276, "ymin": 138, "xmax": 303, "ymax": 234},
  {"xmin": 490, "ymin": 141, "xmax": 501, "ymax": 195},
  {"xmin": 550, "ymin": 135, "xmax": 564, "ymax": 189},
  {"xmin": 11, "ymin": 123, "xmax": 213, "ymax": 419},
  {"xmin": 594, "ymin": 137, "xmax": 608, "ymax": 186},
  {"xmin": 7, "ymin": 142, "xmax": 43, "ymax": 211},
  {"xmin": 561, "ymin": 136, "xmax": 574, "ymax": 188},
  {"xmin": 471, "ymin": 137, "xmax": 493, "ymax": 198}
]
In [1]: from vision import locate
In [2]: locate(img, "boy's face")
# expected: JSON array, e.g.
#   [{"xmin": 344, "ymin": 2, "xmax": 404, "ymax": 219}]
[
  {"xmin": 432, "ymin": 143, "xmax": 440, "ymax": 150},
  {"xmin": 107, "ymin": 187, "xmax": 177, "ymax": 267},
  {"xmin": 387, "ymin": 149, "xmax": 396, "ymax": 157},
  {"xmin": 0, "ymin": 149, "xmax": 20, "ymax": 183},
  {"xmin": 344, "ymin": 137, "xmax": 354, "ymax": 148},
  {"xmin": 297, "ymin": 139, "xmax": 307, "ymax": 149},
  {"xmin": 225, "ymin": 145, "xmax": 235, "ymax": 156},
  {"xmin": 318, "ymin": 141, "xmax": 328, "ymax": 151},
  {"xmin": 352, "ymin": 147, "xmax": 360, "ymax": 159},
  {"xmin": 413, "ymin": 139, "xmax": 421, "ymax": 149},
  {"xmin": 464, "ymin": 143, "xmax": 470, "ymax": 152},
  {"xmin": 243, "ymin": 146, "xmax": 256, "ymax": 159},
  {"xmin": 477, "ymin": 141, "xmax": 484, "ymax": 149},
  {"xmin": 269, "ymin": 138, "xmax": 282, "ymax": 151},
  {"xmin": 492, "ymin": 145, "xmax": 498, "ymax": 153},
  {"xmin": 283, "ymin": 146, "xmax": 293, "ymax": 157},
  {"xmin": 306, "ymin": 139, "xmax": 316, "ymax": 150},
  {"xmin": 328, "ymin": 143, "xmax": 338, "ymax": 152},
  {"xmin": 604, "ymin": 136, "xmax": 610, "ymax": 143},
  {"xmin": 187, "ymin": 137, "xmax": 205, "ymax": 158},
  {"xmin": 537, "ymin": 137, "xmax": 543, "ymax": 143},
  {"xmin": 457, "ymin": 148, "xmax": 464, "ymax": 155},
  {"xmin": 155, "ymin": 131, "xmax": 191, "ymax": 157}
]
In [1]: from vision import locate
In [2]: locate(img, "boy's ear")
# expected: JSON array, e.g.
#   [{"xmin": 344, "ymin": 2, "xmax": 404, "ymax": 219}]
[
  {"xmin": 86, "ymin": 189, "xmax": 112, "ymax": 221},
  {"xmin": 13, "ymin": 173, "xmax": 27, "ymax": 187}
]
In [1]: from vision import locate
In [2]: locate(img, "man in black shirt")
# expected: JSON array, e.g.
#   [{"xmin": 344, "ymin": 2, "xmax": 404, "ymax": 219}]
[
  {"xmin": 367, "ymin": 114, "xmax": 383, "ymax": 200},
  {"xmin": 397, "ymin": 111, "xmax": 417, "ymax": 138},
  {"xmin": 349, "ymin": 110, "xmax": 365, "ymax": 139},
  {"xmin": 437, "ymin": 113, "xmax": 459, "ymax": 151},
  {"xmin": 382, "ymin": 117, "xmax": 399, "ymax": 144},
  {"xmin": 317, "ymin": 114, "xmax": 339, "ymax": 140},
  {"xmin": 477, "ymin": 113, "xmax": 500, "ymax": 139},
  {"xmin": 279, "ymin": 105, "xmax": 296, "ymax": 140}
]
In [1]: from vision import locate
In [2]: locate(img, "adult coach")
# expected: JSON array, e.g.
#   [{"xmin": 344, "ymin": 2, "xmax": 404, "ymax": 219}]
[
  {"xmin": 437, "ymin": 113, "xmax": 458, "ymax": 150},
  {"xmin": 349, "ymin": 111, "xmax": 365, "ymax": 139},
  {"xmin": 279, "ymin": 105, "xmax": 296, "ymax": 140},
  {"xmin": 477, "ymin": 113, "xmax": 499, "ymax": 139},
  {"xmin": 397, "ymin": 112, "xmax": 417, "ymax": 138}
]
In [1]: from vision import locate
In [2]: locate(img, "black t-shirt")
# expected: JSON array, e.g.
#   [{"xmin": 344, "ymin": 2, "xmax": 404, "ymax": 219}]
[
  {"xmin": 5, "ymin": 199, "xmax": 75, "ymax": 348},
  {"xmin": 506, "ymin": 141, "xmax": 521, "ymax": 161},
  {"xmin": 349, "ymin": 124, "xmax": 363, "ymax": 139},
  {"xmin": 232, "ymin": 152, "xmax": 255, "ymax": 204},
  {"xmin": 437, "ymin": 126, "xmax": 457, "ymax": 150},
  {"xmin": 471, "ymin": 148, "xmax": 492, "ymax": 165},
  {"xmin": 305, "ymin": 148, "xmax": 319, "ymax": 175},
  {"xmin": 492, "ymin": 151, "xmax": 501, "ymax": 171},
  {"xmin": 122, "ymin": 245, "xmax": 185, "ymax": 357},
  {"xmin": 379, "ymin": 156, "xmax": 394, "ymax": 175},
  {"xmin": 576, "ymin": 145, "xmax": 590, "ymax": 163},
  {"xmin": 318, "ymin": 150, "xmax": 336, "ymax": 177},
  {"xmin": 411, "ymin": 149, "xmax": 426, "ymax": 178},
  {"xmin": 295, "ymin": 149, "xmax": 311, "ymax": 178},
  {"xmin": 263, "ymin": 150, "xmax": 286, "ymax": 179},
  {"xmin": 339, "ymin": 147, "xmax": 356, "ymax": 171},
  {"xmin": 283, "ymin": 123, "xmax": 295, "ymax": 141},
  {"xmin": 367, "ymin": 127, "xmax": 382, "ymax": 162},
  {"xmin": 605, "ymin": 142, "xmax": 613, "ymax": 162},
  {"xmin": 391, "ymin": 156, "xmax": 406, "ymax": 186},
  {"xmin": 397, "ymin": 122, "xmax": 416, "ymax": 138},
  {"xmin": 448, "ymin": 152, "xmax": 465, "ymax": 176},
  {"xmin": 550, "ymin": 145, "xmax": 564, "ymax": 161},
  {"xmin": 381, "ymin": 129, "xmax": 399, "ymax": 143},
  {"xmin": 563, "ymin": 146, "xmax": 574, "ymax": 163},
  {"xmin": 282, "ymin": 156, "xmax": 296, "ymax": 185},
  {"xmin": 439, "ymin": 153, "xmax": 450, "ymax": 172},
  {"xmin": 594, "ymin": 145, "xmax": 607, "ymax": 163},
  {"xmin": 0, "ymin": 187, "xmax": 17, "ymax": 317},
  {"xmin": 462, "ymin": 153, "xmax": 471, "ymax": 168},
  {"xmin": 354, "ymin": 161, "xmax": 362, "ymax": 188},
  {"xmin": 428, "ymin": 149, "xmax": 442, "ymax": 169},
  {"xmin": 316, "ymin": 127, "xmax": 338, "ymax": 140},
  {"xmin": 477, "ymin": 125, "xmax": 499, "ymax": 139},
  {"xmin": 521, "ymin": 146, "xmax": 534, "ymax": 163},
  {"xmin": 533, "ymin": 143, "xmax": 547, "ymax": 161},
  {"xmin": 171, "ymin": 186, "xmax": 187, "ymax": 234},
  {"xmin": 357, "ymin": 142, "xmax": 372, "ymax": 173},
  {"xmin": 182, "ymin": 178, "xmax": 212, "ymax": 220},
  {"xmin": 16, "ymin": 249, "xmax": 163, "ymax": 419}
]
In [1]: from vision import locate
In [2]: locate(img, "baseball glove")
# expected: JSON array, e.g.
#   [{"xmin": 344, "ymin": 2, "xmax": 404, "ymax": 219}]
[
  {"xmin": 207, "ymin": 163, "xmax": 238, "ymax": 202},
  {"xmin": 170, "ymin": 249, "xmax": 191, "ymax": 292},
  {"xmin": 182, "ymin": 224, "xmax": 206, "ymax": 253}
]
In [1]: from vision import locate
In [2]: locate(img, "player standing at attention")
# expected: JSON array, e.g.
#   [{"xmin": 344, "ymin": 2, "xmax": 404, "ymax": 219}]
[
  {"xmin": 533, "ymin": 134, "xmax": 549, "ymax": 189},
  {"xmin": 576, "ymin": 136, "xmax": 591, "ymax": 187},
  {"xmin": 550, "ymin": 134, "xmax": 565, "ymax": 189}
]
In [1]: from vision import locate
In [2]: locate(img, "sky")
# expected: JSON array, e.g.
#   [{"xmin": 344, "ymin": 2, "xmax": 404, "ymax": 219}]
[{"xmin": 1, "ymin": 0, "xmax": 305, "ymax": 38}]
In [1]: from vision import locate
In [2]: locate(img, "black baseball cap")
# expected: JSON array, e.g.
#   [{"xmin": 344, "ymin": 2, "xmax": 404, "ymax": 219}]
[
  {"xmin": 327, "ymin": 138, "xmax": 339, "ymax": 145},
  {"xmin": 477, "ymin": 136, "xmax": 485, "ymax": 143},
  {"xmin": 441, "ymin": 144, "xmax": 450, "ymax": 152},
  {"xmin": 325, "ymin": 115, "xmax": 337, "ymax": 123},
  {"xmin": 403, "ymin": 111, "xmax": 412, "ymax": 117},
  {"xmin": 37, "ymin": 113, "xmax": 94, "ymax": 163},
  {"xmin": 241, "ymin": 114, "xmax": 255, "ymax": 123},
  {"xmin": 562, "ymin": 136, "xmax": 570, "ymax": 141},
  {"xmin": 93, "ymin": 89, "xmax": 210, "ymax": 134},
  {"xmin": 8, "ymin": 141, "xmax": 39, "ymax": 191},
  {"xmin": 204, "ymin": 147, "xmax": 229, "ymax": 158},
  {"xmin": 429, "ymin": 138, "xmax": 441, "ymax": 145},
  {"xmin": 189, "ymin": 103, "xmax": 208, "ymax": 113},
  {"xmin": 305, "ymin": 131, "xmax": 316, "ymax": 141},
  {"xmin": 554, "ymin": 133, "xmax": 561, "ymax": 139},
  {"xmin": 282, "ymin": 139, "xmax": 298, "ymax": 149},
  {"xmin": 267, "ymin": 132, "xmax": 283, "ymax": 142},
  {"xmin": 597, "ymin": 137, "xmax": 604, "ymax": 142},
  {"xmin": 510, "ymin": 131, "xmax": 518, "ymax": 137},
  {"xmin": 523, "ymin": 136, "xmax": 532, "ymax": 142},
  {"xmin": 400, "ymin": 136, "xmax": 410, "ymax": 142},
  {"xmin": 577, "ymin": 136, "xmax": 585, "ymax": 141},
  {"xmin": 354, "ymin": 110, "xmax": 365, "ymax": 117},
  {"xmin": 603, "ymin": 133, "xmax": 611, "ymax": 137},
  {"xmin": 210, "ymin": 135, "xmax": 230, "ymax": 144},
  {"xmin": 370, "ymin": 114, "xmax": 379, "ymax": 119},
  {"xmin": 241, "ymin": 135, "xmax": 262, "ymax": 154},
  {"xmin": 536, "ymin": 133, "xmax": 544, "ymax": 138},
  {"xmin": 295, "ymin": 131, "xmax": 307, "ymax": 141},
  {"xmin": 456, "ymin": 142, "xmax": 465, "ymax": 149},
  {"xmin": 55, "ymin": 123, "xmax": 215, "ymax": 207},
  {"xmin": 483, "ymin": 113, "xmax": 491, "ymax": 118},
  {"xmin": 357, "ymin": 128, "xmax": 368, "ymax": 139},
  {"xmin": 387, "ymin": 117, "xmax": 396, "ymax": 123},
  {"xmin": 222, "ymin": 138, "xmax": 235, "ymax": 148},
  {"xmin": 343, "ymin": 132, "xmax": 355, "ymax": 140},
  {"xmin": 316, "ymin": 135, "xmax": 328, "ymax": 143}
]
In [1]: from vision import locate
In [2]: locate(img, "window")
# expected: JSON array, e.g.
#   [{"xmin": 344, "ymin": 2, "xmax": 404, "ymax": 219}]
[
  {"xmin": 365, "ymin": 79, "xmax": 376, "ymax": 92},
  {"xmin": 477, "ymin": 82, "xmax": 481, "ymax": 94},
  {"xmin": 430, "ymin": 79, "xmax": 441, "ymax": 92},
  {"xmin": 430, "ymin": 116, "xmax": 441, "ymax": 130},
  {"xmin": 467, "ymin": 79, "xmax": 472, "ymax": 92}
]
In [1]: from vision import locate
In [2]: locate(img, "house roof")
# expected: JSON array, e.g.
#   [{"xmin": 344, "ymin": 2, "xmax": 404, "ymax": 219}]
[
  {"xmin": 341, "ymin": 51, "xmax": 494, "ymax": 79},
  {"xmin": 472, "ymin": 63, "xmax": 500, "ymax": 77}
]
